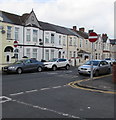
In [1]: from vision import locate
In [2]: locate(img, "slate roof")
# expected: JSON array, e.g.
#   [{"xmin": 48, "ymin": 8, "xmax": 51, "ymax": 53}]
[
  {"xmin": 77, "ymin": 31, "xmax": 88, "ymax": 39},
  {"xmin": 39, "ymin": 21, "xmax": 80, "ymax": 36},
  {"xmin": 1, "ymin": 10, "xmax": 22, "ymax": 25},
  {"xmin": 71, "ymin": 29, "xmax": 89, "ymax": 39},
  {"xmin": 0, "ymin": 10, "xmax": 86, "ymax": 38}
]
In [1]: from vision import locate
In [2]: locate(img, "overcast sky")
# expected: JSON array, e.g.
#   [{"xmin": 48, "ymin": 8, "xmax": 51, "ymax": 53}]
[{"xmin": 0, "ymin": 0, "xmax": 115, "ymax": 39}]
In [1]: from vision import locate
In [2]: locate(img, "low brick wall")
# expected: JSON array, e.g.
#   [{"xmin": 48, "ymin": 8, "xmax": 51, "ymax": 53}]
[{"xmin": 112, "ymin": 62, "xmax": 116, "ymax": 84}]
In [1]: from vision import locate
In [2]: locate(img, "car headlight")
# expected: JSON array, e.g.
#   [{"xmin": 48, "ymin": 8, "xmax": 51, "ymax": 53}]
[{"xmin": 9, "ymin": 66, "xmax": 15, "ymax": 69}]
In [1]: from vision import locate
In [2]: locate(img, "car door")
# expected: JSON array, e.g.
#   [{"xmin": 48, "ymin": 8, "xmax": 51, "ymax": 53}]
[
  {"xmin": 57, "ymin": 59, "xmax": 66, "ymax": 67},
  {"xmin": 30, "ymin": 59, "xmax": 39, "ymax": 70},
  {"xmin": 23, "ymin": 59, "xmax": 33, "ymax": 71},
  {"xmin": 99, "ymin": 61, "xmax": 108, "ymax": 74}
]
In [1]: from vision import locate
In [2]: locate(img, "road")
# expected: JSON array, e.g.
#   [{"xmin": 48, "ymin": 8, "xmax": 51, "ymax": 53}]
[{"xmin": 1, "ymin": 67, "xmax": 115, "ymax": 119}]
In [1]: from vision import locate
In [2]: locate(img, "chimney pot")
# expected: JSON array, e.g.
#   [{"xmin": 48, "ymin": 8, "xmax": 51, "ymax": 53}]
[
  {"xmin": 73, "ymin": 26, "xmax": 77, "ymax": 31},
  {"xmin": 79, "ymin": 27, "xmax": 85, "ymax": 32},
  {"xmin": 88, "ymin": 30, "xmax": 94, "ymax": 33}
]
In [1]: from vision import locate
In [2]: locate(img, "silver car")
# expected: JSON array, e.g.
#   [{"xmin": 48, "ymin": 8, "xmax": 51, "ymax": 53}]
[
  {"xmin": 78, "ymin": 60, "xmax": 111, "ymax": 76},
  {"xmin": 2, "ymin": 58, "xmax": 44, "ymax": 74}
]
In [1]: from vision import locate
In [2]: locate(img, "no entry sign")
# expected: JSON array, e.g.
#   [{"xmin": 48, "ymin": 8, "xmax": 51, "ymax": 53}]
[
  {"xmin": 14, "ymin": 41, "xmax": 18, "ymax": 47},
  {"xmin": 89, "ymin": 32, "xmax": 98, "ymax": 42}
]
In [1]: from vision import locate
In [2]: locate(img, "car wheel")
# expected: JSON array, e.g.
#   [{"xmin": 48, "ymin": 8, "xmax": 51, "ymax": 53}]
[
  {"xmin": 78, "ymin": 73, "xmax": 83, "ymax": 75},
  {"xmin": 17, "ymin": 68, "xmax": 22, "ymax": 74},
  {"xmin": 94, "ymin": 71, "xmax": 99, "ymax": 77},
  {"xmin": 52, "ymin": 65, "xmax": 57, "ymax": 71},
  {"xmin": 65, "ymin": 65, "xmax": 70, "ymax": 70},
  {"xmin": 37, "ymin": 66, "xmax": 42, "ymax": 72}
]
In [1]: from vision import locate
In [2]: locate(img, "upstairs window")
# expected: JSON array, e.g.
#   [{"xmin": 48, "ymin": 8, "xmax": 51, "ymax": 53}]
[
  {"xmin": 7, "ymin": 26, "xmax": 12, "ymax": 40},
  {"xmin": 73, "ymin": 37, "xmax": 76, "ymax": 46},
  {"xmin": 51, "ymin": 33, "xmax": 54, "ymax": 44},
  {"xmin": 45, "ymin": 32, "xmax": 49, "ymax": 43},
  {"xmin": 69, "ymin": 37, "xmax": 72, "ymax": 46},
  {"xmin": 15, "ymin": 27, "xmax": 19, "ymax": 41},
  {"xmin": 63, "ymin": 36, "xmax": 66, "ymax": 46},
  {"xmin": 59, "ymin": 35, "xmax": 61, "ymax": 45},
  {"xmin": 33, "ymin": 30, "xmax": 38, "ymax": 42},
  {"xmin": 26, "ymin": 29, "xmax": 31, "ymax": 42}
]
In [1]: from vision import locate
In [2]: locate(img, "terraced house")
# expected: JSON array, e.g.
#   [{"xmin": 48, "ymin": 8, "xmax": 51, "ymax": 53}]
[{"xmin": 0, "ymin": 10, "xmax": 114, "ymax": 69}]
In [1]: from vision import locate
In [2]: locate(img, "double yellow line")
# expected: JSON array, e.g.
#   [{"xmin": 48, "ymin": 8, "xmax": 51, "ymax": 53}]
[{"xmin": 68, "ymin": 74, "xmax": 116, "ymax": 94}]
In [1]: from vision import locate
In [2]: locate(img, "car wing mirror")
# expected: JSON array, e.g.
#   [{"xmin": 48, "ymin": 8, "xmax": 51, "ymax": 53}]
[{"xmin": 99, "ymin": 64, "xmax": 102, "ymax": 67}]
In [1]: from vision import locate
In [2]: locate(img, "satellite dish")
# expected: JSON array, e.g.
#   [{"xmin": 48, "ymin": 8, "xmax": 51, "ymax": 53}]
[{"xmin": 1, "ymin": 30, "xmax": 5, "ymax": 34}]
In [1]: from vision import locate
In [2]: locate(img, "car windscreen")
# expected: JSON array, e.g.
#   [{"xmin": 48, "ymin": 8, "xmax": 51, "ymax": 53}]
[
  {"xmin": 48, "ymin": 58, "xmax": 57, "ymax": 62},
  {"xmin": 105, "ymin": 58, "xmax": 111, "ymax": 60},
  {"xmin": 84, "ymin": 61, "xmax": 100, "ymax": 66}
]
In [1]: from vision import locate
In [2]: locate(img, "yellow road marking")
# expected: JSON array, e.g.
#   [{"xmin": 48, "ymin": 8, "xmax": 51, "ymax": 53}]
[{"xmin": 68, "ymin": 74, "xmax": 116, "ymax": 94}]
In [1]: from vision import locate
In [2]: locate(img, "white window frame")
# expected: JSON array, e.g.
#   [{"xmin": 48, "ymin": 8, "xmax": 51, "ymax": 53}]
[
  {"xmin": 26, "ymin": 29, "xmax": 31, "ymax": 42},
  {"xmin": 59, "ymin": 35, "xmax": 61, "ymax": 45},
  {"xmin": 45, "ymin": 49, "xmax": 49, "ymax": 60},
  {"xmin": 7, "ymin": 26, "xmax": 12, "ymax": 40},
  {"xmin": 51, "ymin": 50, "xmax": 54, "ymax": 59},
  {"xmin": 15, "ymin": 27, "xmax": 19, "ymax": 41},
  {"xmin": 63, "ymin": 36, "xmax": 66, "ymax": 46},
  {"xmin": 26, "ymin": 48, "xmax": 31, "ymax": 58},
  {"xmin": 69, "ymin": 51, "xmax": 72, "ymax": 58},
  {"xmin": 33, "ymin": 30, "xmax": 38, "ymax": 42},
  {"xmin": 69, "ymin": 37, "xmax": 72, "ymax": 46},
  {"xmin": 45, "ymin": 32, "xmax": 49, "ymax": 43},
  {"xmin": 51, "ymin": 33, "xmax": 55, "ymax": 44},
  {"xmin": 33, "ymin": 48, "xmax": 37, "ymax": 59}
]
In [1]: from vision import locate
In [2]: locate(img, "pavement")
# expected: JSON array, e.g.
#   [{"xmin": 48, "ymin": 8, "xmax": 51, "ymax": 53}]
[{"xmin": 76, "ymin": 74, "xmax": 116, "ymax": 92}]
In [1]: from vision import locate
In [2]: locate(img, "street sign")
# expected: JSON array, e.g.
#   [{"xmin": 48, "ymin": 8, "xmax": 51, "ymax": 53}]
[
  {"xmin": 14, "ymin": 41, "xmax": 18, "ymax": 47},
  {"xmin": 89, "ymin": 32, "xmax": 98, "ymax": 42}
]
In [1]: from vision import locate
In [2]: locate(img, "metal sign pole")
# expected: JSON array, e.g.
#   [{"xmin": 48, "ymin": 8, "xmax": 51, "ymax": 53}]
[{"xmin": 90, "ymin": 42, "xmax": 93, "ymax": 80}]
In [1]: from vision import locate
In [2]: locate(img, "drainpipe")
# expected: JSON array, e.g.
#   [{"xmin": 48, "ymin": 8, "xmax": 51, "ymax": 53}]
[
  {"xmin": 23, "ymin": 26, "xmax": 25, "ymax": 57},
  {"xmin": 67, "ymin": 35, "xmax": 69, "ymax": 59},
  {"xmin": 42, "ymin": 30, "xmax": 44, "ymax": 60}
]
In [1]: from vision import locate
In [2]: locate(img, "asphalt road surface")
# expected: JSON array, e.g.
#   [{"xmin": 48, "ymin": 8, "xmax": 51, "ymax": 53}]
[{"xmin": 1, "ymin": 67, "xmax": 115, "ymax": 119}]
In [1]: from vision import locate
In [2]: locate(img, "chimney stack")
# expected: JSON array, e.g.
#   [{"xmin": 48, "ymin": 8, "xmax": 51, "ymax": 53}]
[
  {"xmin": 88, "ymin": 30, "xmax": 94, "ymax": 33},
  {"xmin": 73, "ymin": 26, "xmax": 77, "ymax": 31},
  {"xmin": 79, "ymin": 27, "xmax": 85, "ymax": 32},
  {"xmin": 102, "ymin": 34, "xmax": 108, "ymax": 41}
]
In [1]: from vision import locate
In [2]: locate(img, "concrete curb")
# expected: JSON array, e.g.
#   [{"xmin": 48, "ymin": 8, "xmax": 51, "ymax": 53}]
[
  {"xmin": 76, "ymin": 82, "xmax": 112, "ymax": 92},
  {"xmin": 74, "ymin": 76, "xmax": 115, "ymax": 92}
]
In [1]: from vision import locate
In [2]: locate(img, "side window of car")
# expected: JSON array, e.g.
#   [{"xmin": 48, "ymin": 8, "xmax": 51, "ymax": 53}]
[
  {"xmin": 25, "ymin": 59, "xmax": 31, "ymax": 64},
  {"xmin": 103, "ymin": 61, "xmax": 108, "ymax": 65},
  {"xmin": 101, "ymin": 61, "xmax": 107, "ymax": 66},
  {"xmin": 100, "ymin": 61, "xmax": 103, "ymax": 66},
  {"xmin": 59, "ymin": 59, "xmax": 63, "ymax": 62},
  {"xmin": 31, "ymin": 59, "xmax": 37, "ymax": 63}
]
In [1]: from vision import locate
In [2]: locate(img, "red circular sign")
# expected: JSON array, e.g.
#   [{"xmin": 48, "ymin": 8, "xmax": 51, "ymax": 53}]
[
  {"xmin": 14, "ymin": 41, "xmax": 18, "ymax": 47},
  {"xmin": 89, "ymin": 32, "xmax": 98, "ymax": 42}
]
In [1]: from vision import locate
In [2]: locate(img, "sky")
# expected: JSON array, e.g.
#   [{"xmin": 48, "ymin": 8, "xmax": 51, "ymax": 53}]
[{"xmin": 0, "ymin": 0, "xmax": 115, "ymax": 39}]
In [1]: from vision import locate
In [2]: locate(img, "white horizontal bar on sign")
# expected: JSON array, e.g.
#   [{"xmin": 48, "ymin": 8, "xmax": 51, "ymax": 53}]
[{"xmin": 89, "ymin": 36, "xmax": 98, "ymax": 39}]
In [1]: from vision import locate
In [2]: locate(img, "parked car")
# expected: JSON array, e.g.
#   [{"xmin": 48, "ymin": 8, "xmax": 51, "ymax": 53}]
[
  {"xmin": 104, "ymin": 58, "xmax": 115, "ymax": 65},
  {"xmin": 2, "ymin": 58, "xmax": 44, "ymax": 74},
  {"xmin": 43, "ymin": 58, "xmax": 70, "ymax": 71},
  {"xmin": 78, "ymin": 60, "xmax": 111, "ymax": 76}
]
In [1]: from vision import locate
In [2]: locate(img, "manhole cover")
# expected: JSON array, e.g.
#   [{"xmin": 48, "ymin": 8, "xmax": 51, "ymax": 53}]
[{"xmin": 0, "ymin": 96, "xmax": 12, "ymax": 103}]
